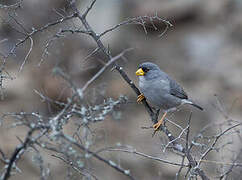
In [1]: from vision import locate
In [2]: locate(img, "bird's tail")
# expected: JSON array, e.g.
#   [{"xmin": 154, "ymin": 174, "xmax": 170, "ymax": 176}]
[
  {"xmin": 190, "ymin": 103, "xmax": 203, "ymax": 111},
  {"xmin": 182, "ymin": 99, "xmax": 203, "ymax": 111}
]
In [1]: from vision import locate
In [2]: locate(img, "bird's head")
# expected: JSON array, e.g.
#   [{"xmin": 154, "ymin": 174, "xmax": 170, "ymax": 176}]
[{"xmin": 136, "ymin": 62, "xmax": 161, "ymax": 78}]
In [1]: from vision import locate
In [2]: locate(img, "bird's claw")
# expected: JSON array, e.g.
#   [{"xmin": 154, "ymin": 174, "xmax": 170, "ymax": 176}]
[
  {"xmin": 153, "ymin": 122, "xmax": 162, "ymax": 130},
  {"xmin": 152, "ymin": 112, "xmax": 167, "ymax": 131},
  {"xmin": 137, "ymin": 94, "xmax": 145, "ymax": 103}
]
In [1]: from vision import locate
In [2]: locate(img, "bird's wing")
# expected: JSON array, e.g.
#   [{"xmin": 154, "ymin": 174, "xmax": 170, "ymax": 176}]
[{"xmin": 168, "ymin": 77, "xmax": 188, "ymax": 99}]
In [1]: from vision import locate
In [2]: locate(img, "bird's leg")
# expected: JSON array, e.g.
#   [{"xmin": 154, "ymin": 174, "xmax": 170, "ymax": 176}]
[
  {"xmin": 137, "ymin": 93, "xmax": 145, "ymax": 103},
  {"xmin": 153, "ymin": 112, "xmax": 167, "ymax": 130}
]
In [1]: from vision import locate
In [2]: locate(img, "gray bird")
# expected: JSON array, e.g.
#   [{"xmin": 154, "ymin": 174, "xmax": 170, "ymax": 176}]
[{"xmin": 135, "ymin": 62, "xmax": 203, "ymax": 131}]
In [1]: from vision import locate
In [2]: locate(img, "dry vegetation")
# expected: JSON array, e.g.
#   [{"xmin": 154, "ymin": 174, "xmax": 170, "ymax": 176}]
[{"xmin": 0, "ymin": 0, "xmax": 242, "ymax": 180}]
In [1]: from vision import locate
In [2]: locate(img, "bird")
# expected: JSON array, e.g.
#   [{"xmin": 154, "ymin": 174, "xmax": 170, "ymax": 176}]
[{"xmin": 135, "ymin": 62, "xmax": 203, "ymax": 131}]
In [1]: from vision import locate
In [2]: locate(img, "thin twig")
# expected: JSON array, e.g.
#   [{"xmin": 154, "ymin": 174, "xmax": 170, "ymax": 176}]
[
  {"xmin": 97, "ymin": 147, "xmax": 189, "ymax": 167},
  {"xmin": 62, "ymin": 133, "xmax": 136, "ymax": 180},
  {"xmin": 19, "ymin": 36, "xmax": 33, "ymax": 72},
  {"xmin": 3, "ymin": 126, "xmax": 49, "ymax": 180},
  {"xmin": 0, "ymin": 0, "xmax": 23, "ymax": 9},
  {"xmin": 52, "ymin": 154, "xmax": 98, "ymax": 180},
  {"xmin": 81, "ymin": 48, "xmax": 133, "ymax": 93},
  {"xmin": 198, "ymin": 123, "xmax": 242, "ymax": 166}
]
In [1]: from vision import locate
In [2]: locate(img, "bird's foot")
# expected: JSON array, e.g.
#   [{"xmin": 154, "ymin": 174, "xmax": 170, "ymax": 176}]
[
  {"xmin": 153, "ymin": 121, "xmax": 162, "ymax": 130},
  {"xmin": 152, "ymin": 112, "xmax": 167, "ymax": 131},
  {"xmin": 137, "ymin": 94, "xmax": 145, "ymax": 103}
]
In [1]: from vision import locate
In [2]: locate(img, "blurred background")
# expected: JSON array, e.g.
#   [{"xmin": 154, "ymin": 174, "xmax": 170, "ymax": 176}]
[{"xmin": 0, "ymin": 0, "xmax": 242, "ymax": 179}]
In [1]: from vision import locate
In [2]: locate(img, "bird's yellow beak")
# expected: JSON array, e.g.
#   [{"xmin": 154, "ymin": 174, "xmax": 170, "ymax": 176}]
[{"xmin": 136, "ymin": 68, "xmax": 145, "ymax": 76}]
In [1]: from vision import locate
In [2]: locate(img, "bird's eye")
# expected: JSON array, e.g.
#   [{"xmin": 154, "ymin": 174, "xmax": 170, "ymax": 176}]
[{"xmin": 142, "ymin": 67, "xmax": 149, "ymax": 73}]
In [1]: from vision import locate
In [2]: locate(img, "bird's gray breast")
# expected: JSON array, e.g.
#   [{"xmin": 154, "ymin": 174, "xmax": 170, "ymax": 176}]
[{"xmin": 139, "ymin": 76, "xmax": 172, "ymax": 109}]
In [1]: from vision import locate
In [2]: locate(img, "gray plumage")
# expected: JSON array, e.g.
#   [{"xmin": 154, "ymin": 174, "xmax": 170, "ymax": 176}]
[{"xmin": 137, "ymin": 62, "xmax": 203, "ymax": 112}]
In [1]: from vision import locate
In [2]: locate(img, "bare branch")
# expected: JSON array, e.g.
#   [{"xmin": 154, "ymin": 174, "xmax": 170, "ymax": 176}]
[
  {"xmin": 96, "ymin": 146, "xmax": 189, "ymax": 167},
  {"xmin": 99, "ymin": 15, "xmax": 173, "ymax": 38},
  {"xmin": 0, "ymin": 0, "xmax": 23, "ymax": 9},
  {"xmin": 3, "ymin": 126, "xmax": 49, "ymax": 180},
  {"xmin": 62, "ymin": 134, "xmax": 136, "ymax": 180},
  {"xmin": 198, "ymin": 123, "xmax": 242, "ymax": 166},
  {"xmin": 18, "ymin": 36, "xmax": 33, "ymax": 72},
  {"xmin": 81, "ymin": 48, "xmax": 133, "ymax": 93},
  {"xmin": 82, "ymin": 47, "xmax": 100, "ymax": 62},
  {"xmin": 4, "ymin": 13, "xmax": 77, "ymax": 64},
  {"xmin": 52, "ymin": 154, "xmax": 98, "ymax": 180},
  {"xmin": 82, "ymin": 0, "xmax": 96, "ymax": 18}
]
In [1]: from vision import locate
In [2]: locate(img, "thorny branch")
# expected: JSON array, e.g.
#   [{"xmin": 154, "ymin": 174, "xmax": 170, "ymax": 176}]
[
  {"xmin": 80, "ymin": 48, "xmax": 133, "ymax": 93},
  {"xmin": 0, "ymin": 0, "xmax": 23, "ymax": 9},
  {"xmin": 96, "ymin": 146, "xmax": 189, "ymax": 167},
  {"xmin": 1, "ymin": 12, "xmax": 78, "ymax": 70},
  {"xmin": 198, "ymin": 123, "xmax": 242, "ymax": 166},
  {"xmin": 3, "ymin": 125, "xmax": 49, "ymax": 180},
  {"xmin": 62, "ymin": 134, "xmax": 136, "ymax": 180},
  {"xmin": 52, "ymin": 154, "xmax": 99, "ymax": 180},
  {"xmin": 99, "ymin": 15, "xmax": 173, "ymax": 38}
]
